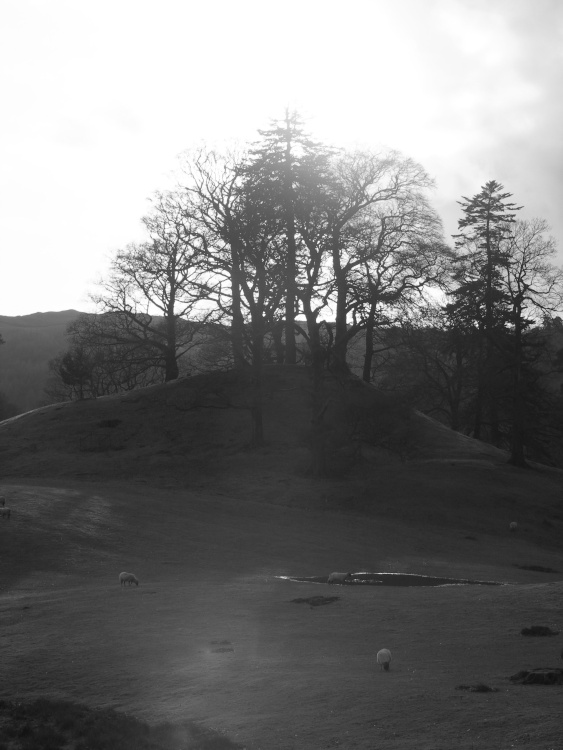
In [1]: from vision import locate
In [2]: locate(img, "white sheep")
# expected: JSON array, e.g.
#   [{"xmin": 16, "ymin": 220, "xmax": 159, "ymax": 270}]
[
  {"xmin": 327, "ymin": 572, "xmax": 352, "ymax": 584},
  {"xmin": 0, "ymin": 507, "xmax": 11, "ymax": 519},
  {"xmin": 119, "ymin": 572, "xmax": 139, "ymax": 587},
  {"xmin": 377, "ymin": 648, "xmax": 392, "ymax": 671},
  {"xmin": 509, "ymin": 521, "xmax": 518, "ymax": 532}
]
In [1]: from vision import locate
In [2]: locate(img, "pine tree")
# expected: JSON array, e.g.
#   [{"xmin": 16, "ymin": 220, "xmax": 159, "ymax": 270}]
[
  {"xmin": 244, "ymin": 110, "xmax": 331, "ymax": 364},
  {"xmin": 447, "ymin": 180, "xmax": 522, "ymax": 441}
]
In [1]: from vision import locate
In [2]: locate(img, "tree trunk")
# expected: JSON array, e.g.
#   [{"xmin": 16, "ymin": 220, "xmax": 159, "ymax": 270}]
[
  {"xmin": 164, "ymin": 312, "xmax": 179, "ymax": 381},
  {"xmin": 230, "ymin": 243, "xmax": 247, "ymax": 369},
  {"xmin": 472, "ymin": 335, "xmax": 485, "ymax": 439},
  {"xmin": 308, "ymin": 315, "xmax": 324, "ymax": 386},
  {"xmin": 362, "ymin": 305, "xmax": 376, "ymax": 382},
  {"xmin": 249, "ymin": 317, "xmax": 265, "ymax": 447},
  {"xmin": 250, "ymin": 372, "xmax": 264, "ymax": 446},
  {"xmin": 509, "ymin": 320, "xmax": 528, "ymax": 467},
  {"xmin": 163, "ymin": 348, "xmax": 179, "ymax": 381},
  {"xmin": 284, "ymin": 215, "xmax": 297, "ymax": 365},
  {"xmin": 449, "ymin": 348, "xmax": 464, "ymax": 432},
  {"xmin": 271, "ymin": 320, "xmax": 285, "ymax": 363},
  {"xmin": 332, "ymin": 228, "xmax": 350, "ymax": 374}
]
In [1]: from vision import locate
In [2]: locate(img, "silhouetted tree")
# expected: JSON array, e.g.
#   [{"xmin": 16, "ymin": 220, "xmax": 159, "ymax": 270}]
[
  {"xmin": 245, "ymin": 111, "xmax": 332, "ymax": 365},
  {"xmin": 181, "ymin": 147, "xmax": 289, "ymax": 445},
  {"xmin": 324, "ymin": 149, "xmax": 447, "ymax": 373},
  {"xmin": 501, "ymin": 219, "xmax": 563, "ymax": 465},
  {"xmin": 447, "ymin": 180, "xmax": 522, "ymax": 442},
  {"xmin": 52, "ymin": 346, "xmax": 94, "ymax": 400},
  {"xmin": 92, "ymin": 193, "xmax": 213, "ymax": 381}
]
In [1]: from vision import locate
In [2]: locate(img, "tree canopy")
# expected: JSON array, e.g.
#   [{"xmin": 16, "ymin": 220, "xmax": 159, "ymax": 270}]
[{"xmin": 46, "ymin": 117, "xmax": 563, "ymax": 465}]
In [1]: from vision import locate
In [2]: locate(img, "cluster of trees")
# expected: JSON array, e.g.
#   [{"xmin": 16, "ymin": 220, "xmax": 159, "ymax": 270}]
[
  {"xmin": 368, "ymin": 185, "xmax": 563, "ymax": 465},
  {"xmin": 49, "ymin": 113, "xmax": 563, "ymax": 466}
]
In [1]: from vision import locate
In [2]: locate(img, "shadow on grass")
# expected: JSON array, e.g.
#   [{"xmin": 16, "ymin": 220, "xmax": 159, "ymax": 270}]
[
  {"xmin": 291, "ymin": 595, "xmax": 340, "ymax": 607},
  {"xmin": 455, "ymin": 683, "xmax": 499, "ymax": 693},
  {"xmin": 0, "ymin": 698, "xmax": 243, "ymax": 750}
]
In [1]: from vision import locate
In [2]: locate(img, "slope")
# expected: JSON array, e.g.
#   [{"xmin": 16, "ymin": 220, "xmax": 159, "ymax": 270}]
[
  {"xmin": 0, "ymin": 365, "xmax": 562, "ymax": 550},
  {"xmin": 0, "ymin": 309, "xmax": 80, "ymax": 412}
]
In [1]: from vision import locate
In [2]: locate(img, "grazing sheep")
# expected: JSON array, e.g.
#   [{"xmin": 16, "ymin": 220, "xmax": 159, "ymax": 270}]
[
  {"xmin": 509, "ymin": 521, "xmax": 518, "ymax": 532},
  {"xmin": 0, "ymin": 507, "xmax": 11, "ymax": 519},
  {"xmin": 327, "ymin": 572, "xmax": 352, "ymax": 584},
  {"xmin": 377, "ymin": 648, "xmax": 392, "ymax": 671},
  {"xmin": 119, "ymin": 572, "xmax": 139, "ymax": 587}
]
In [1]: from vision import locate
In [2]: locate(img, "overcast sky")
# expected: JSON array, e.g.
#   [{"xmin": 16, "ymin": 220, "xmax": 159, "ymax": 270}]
[{"xmin": 1, "ymin": 0, "xmax": 562, "ymax": 316}]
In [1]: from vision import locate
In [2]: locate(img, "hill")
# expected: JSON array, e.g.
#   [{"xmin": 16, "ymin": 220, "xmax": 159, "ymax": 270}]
[
  {"xmin": 0, "ymin": 310, "xmax": 80, "ymax": 412},
  {"xmin": 1, "ymin": 365, "xmax": 562, "ymax": 547},
  {"xmin": 1, "ymin": 366, "xmax": 563, "ymax": 749}
]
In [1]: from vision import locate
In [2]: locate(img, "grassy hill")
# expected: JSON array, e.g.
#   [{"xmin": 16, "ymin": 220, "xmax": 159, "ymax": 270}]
[
  {"xmin": 0, "ymin": 310, "xmax": 80, "ymax": 413},
  {"xmin": 1, "ymin": 366, "xmax": 562, "ymax": 749},
  {"xmin": 1, "ymin": 365, "xmax": 561, "ymax": 541}
]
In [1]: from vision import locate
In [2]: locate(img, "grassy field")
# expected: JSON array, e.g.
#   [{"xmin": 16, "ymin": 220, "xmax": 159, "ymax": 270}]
[{"xmin": 1, "ymin": 367, "xmax": 562, "ymax": 748}]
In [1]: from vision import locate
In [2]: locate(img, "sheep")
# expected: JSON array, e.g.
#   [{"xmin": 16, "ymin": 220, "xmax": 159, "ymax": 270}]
[
  {"xmin": 0, "ymin": 507, "xmax": 11, "ymax": 519},
  {"xmin": 327, "ymin": 572, "xmax": 352, "ymax": 584},
  {"xmin": 377, "ymin": 648, "xmax": 392, "ymax": 671},
  {"xmin": 119, "ymin": 572, "xmax": 139, "ymax": 587},
  {"xmin": 509, "ymin": 521, "xmax": 518, "ymax": 532}
]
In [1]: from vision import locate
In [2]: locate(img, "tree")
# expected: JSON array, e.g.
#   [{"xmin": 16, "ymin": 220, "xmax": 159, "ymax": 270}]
[
  {"xmin": 324, "ymin": 149, "xmax": 446, "ymax": 373},
  {"xmin": 447, "ymin": 180, "xmax": 522, "ymax": 442},
  {"xmin": 93, "ymin": 192, "xmax": 212, "ymax": 382},
  {"xmin": 501, "ymin": 219, "xmax": 563, "ymax": 465},
  {"xmin": 47, "ymin": 313, "xmax": 166, "ymax": 401},
  {"xmin": 245, "ymin": 111, "xmax": 333, "ymax": 365},
  {"xmin": 346, "ymin": 192, "xmax": 451, "ymax": 382},
  {"xmin": 181, "ymin": 147, "xmax": 289, "ymax": 445},
  {"xmin": 375, "ymin": 312, "xmax": 477, "ymax": 433},
  {"xmin": 51, "ymin": 346, "xmax": 95, "ymax": 401}
]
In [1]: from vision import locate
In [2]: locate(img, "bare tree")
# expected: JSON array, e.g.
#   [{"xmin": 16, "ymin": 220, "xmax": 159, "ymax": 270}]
[
  {"xmin": 180, "ymin": 148, "xmax": 288, "ymax": 445},
  {"xmin": 324, "ymin": 149, "xmax": 445, "ymax": 373},
  {"xmin": 502, "ymin": 218, "xmax": 563, "ymax": 466},
  {"xmin": 345, "ymin": 191, "xmax": 450, "ymax": 381},
  {"xmin": 93, "ymin": 193, "xmax": 214, "ymax": 381}
]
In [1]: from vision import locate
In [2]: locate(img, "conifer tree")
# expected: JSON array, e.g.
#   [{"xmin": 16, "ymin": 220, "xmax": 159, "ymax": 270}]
[
  {"xmin": 447, "ymin": 180, "xmax": 522, "ymax": 441},
  {"xmin": 244, "ymin": 110, "xmax": 331, "ymax": 364}
]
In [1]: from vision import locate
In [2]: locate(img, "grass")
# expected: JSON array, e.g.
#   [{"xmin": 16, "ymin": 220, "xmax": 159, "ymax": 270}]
[
  {"xmin": 1, "ymin": 366, "xmax": 563, "ymax": 749},
  {"xmin": 0, "ymin": 699, "xmax": 243, "ymax": 750}
]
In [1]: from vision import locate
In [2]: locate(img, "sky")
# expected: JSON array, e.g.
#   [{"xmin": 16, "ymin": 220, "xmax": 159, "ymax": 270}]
[{"xmin": 1, "ymin": 0, "xmax": 562, "ymax": 316}]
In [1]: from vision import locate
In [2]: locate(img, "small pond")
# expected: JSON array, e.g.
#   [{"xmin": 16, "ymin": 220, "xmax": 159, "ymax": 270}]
[{"xmin": 277, "ymin": 572, "xmax": 502, "ymax": 587}]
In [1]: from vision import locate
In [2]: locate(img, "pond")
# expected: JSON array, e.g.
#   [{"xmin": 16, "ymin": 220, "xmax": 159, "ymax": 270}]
[{"xmin": 277, "ymin": 572, "xmax": 502, "ymax": 587}]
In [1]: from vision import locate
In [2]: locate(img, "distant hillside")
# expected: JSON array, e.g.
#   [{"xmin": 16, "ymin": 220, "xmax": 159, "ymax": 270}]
[{"xmin": 0, "ymin": 310, "xmax": 80, "ymax": 413}]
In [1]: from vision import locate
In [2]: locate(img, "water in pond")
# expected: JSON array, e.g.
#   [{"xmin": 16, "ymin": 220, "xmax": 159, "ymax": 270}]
[{"xmin": 277, "ymin": 572, "xmax": 501, "ymax": 587}]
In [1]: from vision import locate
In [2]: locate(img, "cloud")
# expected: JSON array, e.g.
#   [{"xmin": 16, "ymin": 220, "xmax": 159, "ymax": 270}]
[{"xmin": 1, "ymin": 0, "xmax": 563, "ymax": 314}]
